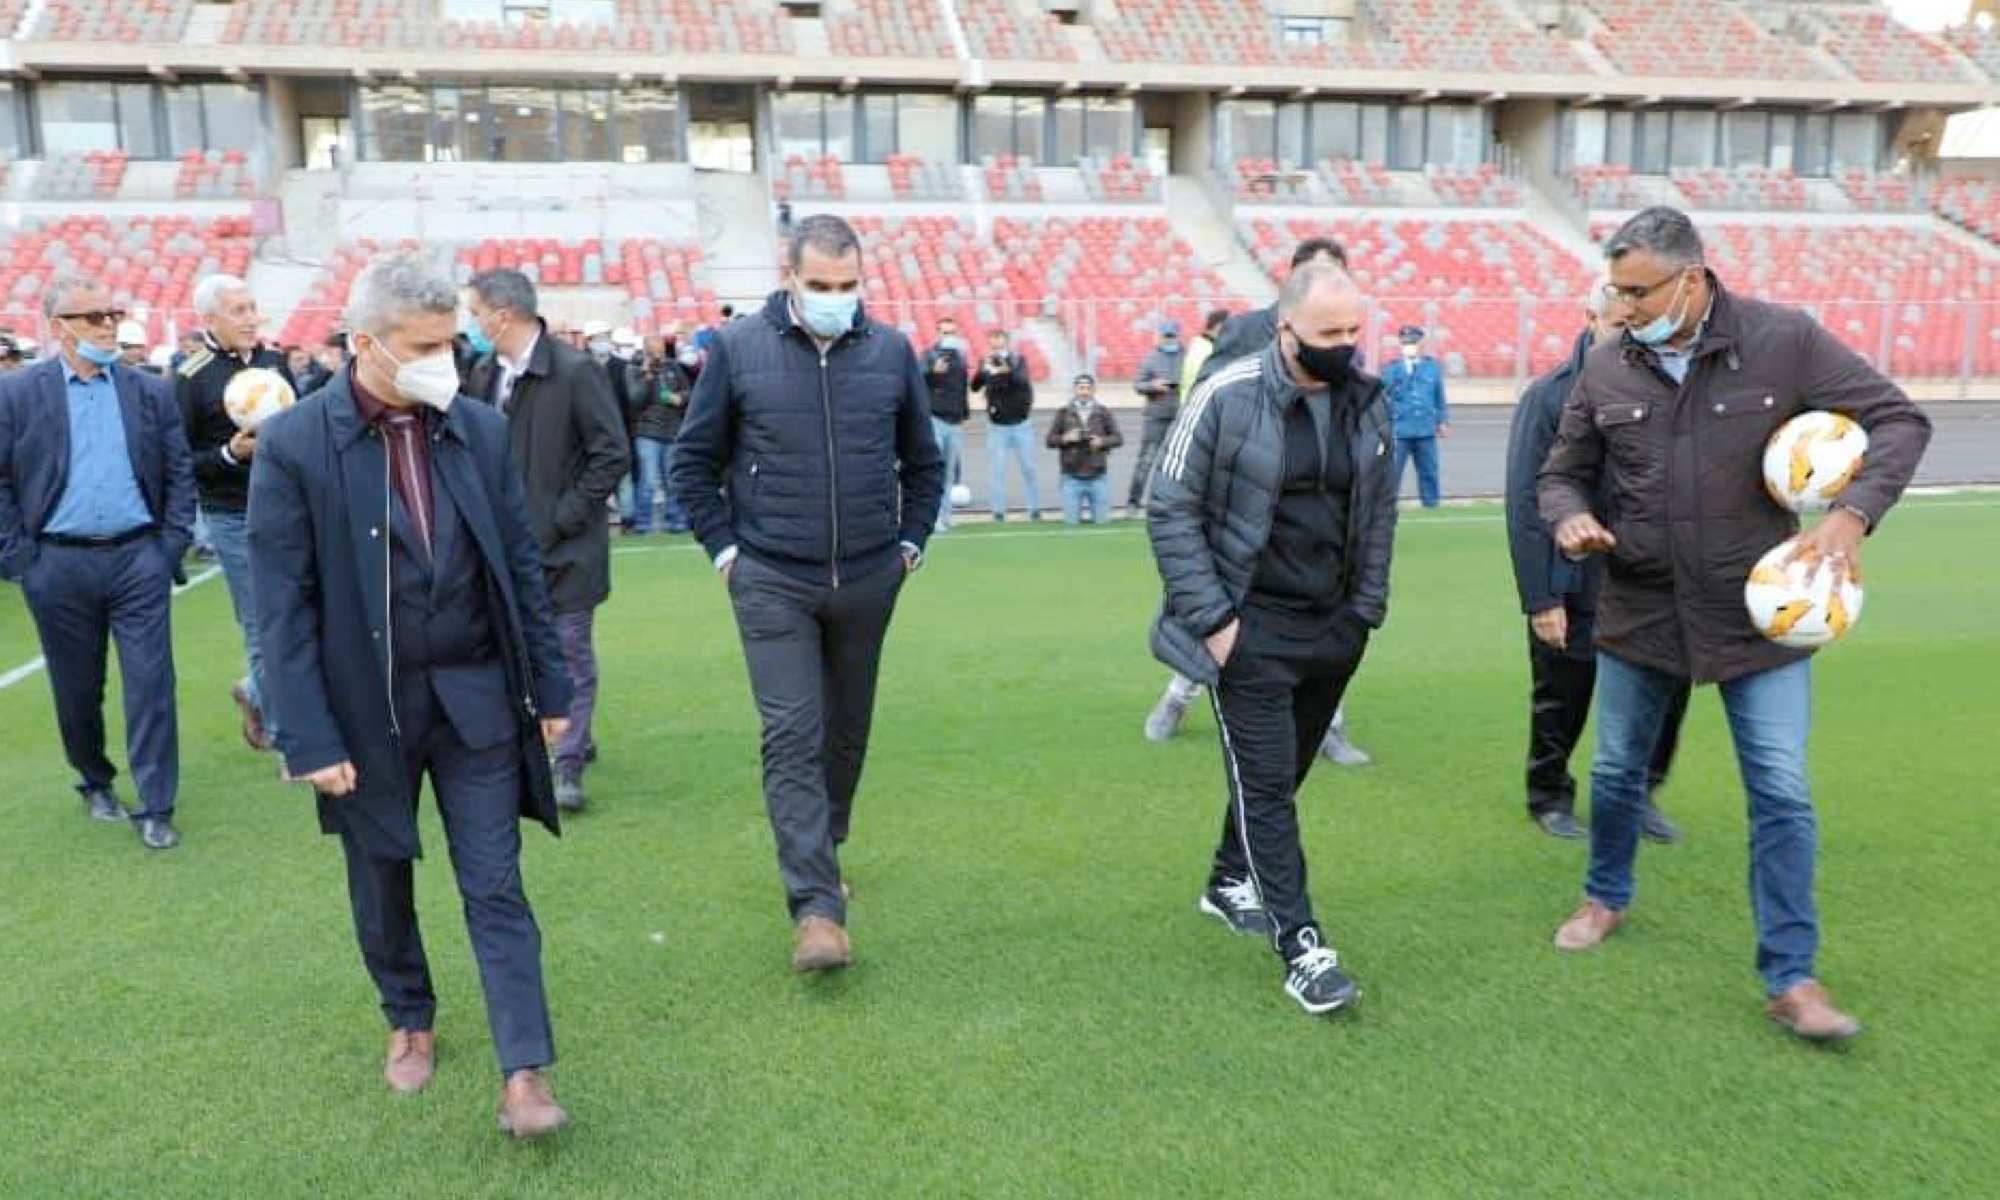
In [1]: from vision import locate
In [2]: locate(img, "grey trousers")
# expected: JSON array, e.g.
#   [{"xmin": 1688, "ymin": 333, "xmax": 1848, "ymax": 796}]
[{"xmin": 728, "ymin": 552, "xmax": 905, "ymax": 925}]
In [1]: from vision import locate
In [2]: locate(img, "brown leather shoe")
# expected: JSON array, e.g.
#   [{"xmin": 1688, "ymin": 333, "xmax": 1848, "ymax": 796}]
[
  {"xmin": 232, "ymin": 683, "xmax": 273, "ymax": 751},
  {"xmin": 383, "ymin": 1029, "xmax": 436, "ymax": 1094},
  {"xmin": 1766, "ymin": 980, "xmax": 1862, "ymax": 1043},
  {"xmin": 791, "ymin": 915, "xmax": 852, "ymax": 972},
  {"xmin": 1553, "ymin": 899, "xmax": 1624, "ymax": 951},
  {"xmin": 497, "ymin": 1069, "xmax": 568, "ymax": 1139}
]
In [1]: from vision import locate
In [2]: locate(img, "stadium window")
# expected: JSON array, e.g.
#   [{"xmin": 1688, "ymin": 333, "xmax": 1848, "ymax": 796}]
[
  {"xmin": 1275, "ymin": 102, "xmax": 1305, "ymax": 166},
  {"xmin": 1221, "ymin": 100, "xmax": 1277, "ymax": 164},
  {"xmin": 1050, "ymin": 98, "xmax": 1083, "ymax": 165},
  {"xmin": 1279, "ymin": 17, "xmax": 1327, "ymax": 46},
  {"xmin": 1830, "ymin": 113, "xmax": 1879, "ymax": 172},
  {"xmin": 165, "ymin": 86, "xmax": 205, "ymax": 157},
  {"xmin": 1635, "ymin": 111, "xmax": 1668, "ymax": 174},
  {"xmin": 1084, "ymin": 96, "xmax": 1135, "ymax": 162},
  {"xmin": 1605, "ymin": 111, "xmax": 1635, "ymax": 168},
  {"xmin": 1310, "ymin": 101, "xmax": 1360, "ymax": 163},
  {"xmin": 37, "ymin": 81, "xmax": 118, "ymax": 155},
  {"xmin": 359, "ymin": 85, "xmax": 431, "ymax": 162},
  {"xmin": 200, "ymin": 83, "xmax": 262, "ymax": 156},
  {"xmin": 861, "ymin": 95, "xmax": 896, "ymax": 164},
  {"xmin": 1568, "ymin": 108, "xmax": 1607, "ymax": 168},
  {"xmin": 1359, "ymin": 104, "xmax": 1389, "ymax": 162},
  {"xmin": 1390, "ymin": 105, "xmax": 1424, "ymax": 170},
  {"xmin": 1798, "ymin": 112, "xmax": 1831, "ymax": 176},
  {"xmin": 1721, "ymin": 111, "xmax": 1768, "ymax": 170},
  {"xmin": 897, "ymin": 94, "xmax": 958, "ymax": 163},
  {"xmin": 432, "ymin": 87, "xmax": 470, "ymax": 162},
  {"xmin": 116, "ymin": 83, "xmax": 160, "ymax": 160},
  {"xmin": 773, "ymin": 92, "xmax": 824, "ymax": 161},
  {"xmin": 1669, "ymin": 109, "xmax": 1716, "ymax": 170},
  {"xmin": 617, "ymin": 86, "xmax": 682, "ymax": 163},
  {"xmin": 0, "ymin": 81, "xmax": 23, "ymax": 158},
  {"xmin": 487, "ymin": 86, "xmax": 560, "ymax": 162},
  {"xmin": 1427, "ymin": 103, "xmax": 1483, "ymax": 167},
  {"xmin": 560, "ymin": 88, "xmax": 613, "ymax": 161},
  {"xmin": 1769, "ymin": 111, "xmax": 1798, "ymax": 172},
  {"xmin": 971, "ymin": 94, "xmax": 1042, "ymax": 163}
]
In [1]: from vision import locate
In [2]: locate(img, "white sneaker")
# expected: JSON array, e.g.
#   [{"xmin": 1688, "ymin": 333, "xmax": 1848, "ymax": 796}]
[
  {"xmin": 1319, "ymin": 726, "xmax": 1372, "ymax": 766},
  {"xmin": 1144, "ymin": 688, "xmax": 1192, "ymax": 742}
]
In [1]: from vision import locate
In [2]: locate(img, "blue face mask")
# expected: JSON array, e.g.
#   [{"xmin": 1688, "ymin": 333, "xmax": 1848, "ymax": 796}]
[
  {"xmin": 1629, "ymin": 271, "xmax": 1691, "ymax": 347},
  {"xmin": 797, "ymin": 288, "xmax": 859, "ymax": 339},
  {"xmin": 465, "ymin": 325, "xmax": 494, "ymax": 356},
  {"xmin": 74, "ymin": 336, "xmax": 121, "ymax": 368}
]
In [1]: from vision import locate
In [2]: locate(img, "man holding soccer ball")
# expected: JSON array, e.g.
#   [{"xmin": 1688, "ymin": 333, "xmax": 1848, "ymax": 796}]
[{"xmin": 1537, "ymin": 207, "xmax": 1931, "ymax": 1042}]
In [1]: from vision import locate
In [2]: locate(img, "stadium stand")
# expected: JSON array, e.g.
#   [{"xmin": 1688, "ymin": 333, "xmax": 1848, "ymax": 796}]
[
  {"xmin": 1092, "ymin": 0, "xmax": 1337, "ymax": 67},
  {"xmin": 1670, "ymin": 167, "xmax": 1810, "ymax": 212},
  {"xmin": 1242, "ymin": 217, "xmax": 1596, "ymax": 376},
  {"xmin": 1934, "ymin": 177, "xmax": 2000, "ymax": 243},
  {"xmin": 220, "ymin": 0, "xmax": 792, "ymax": 53},
  {"xmin": 1080, "ymin": 155, "xmax": 1161, "ymax": 204},
  {"xmin": 1837, "ymin": 169, "xmax": 1936, "ymax": 213},
  {"xmin": 958, "ymin": 0, "xmax": 1077, "ymax": 61},
  {"xmin": 1318, "ymin": 160, "xmax": 1399, "ymax": 207},
  {"xmin": 1231, "ymin": 159, "xmax": 1311, "ymax": 204},
  {"xmin": 1363, "ymin": 0, "xmax": 1591, "ymax": 75},
  {"xmin": 1585, "ymin": 0, "xmax": 1839, "ymax": 81},
  {"xmin": 1425, "ymin": 164, "xmax": 1522, "ymax": 208},
  {"xmin": 174, "ymin": 151, "xmax": 257, "ymax": 201},
  {"xmin": 33, "ymin": 152, "xmax": 130, "ymax": 201},
  {"xmin": 843, "ymin": 215, "xmax": 1048, "ymax": 379},
  {"xmin": 1809, "ymin": 7, "xmax": 1977, "ymax": 84},
  {"xmin": 1568, "ymin": 164, "xmax": 1650, "ymax": 209},
  {"xmin": 824, "ymin": 0, "xmax": 954, "ymax": 59},
  {"xmin": 29, "ymin": 0, "xmax": 193, "ymax": 41},
  {"xmin": 774, "ymin": 155, "xmax": 848, "ymax": 202},
  {"xmin": 982, "ymin": 156, "xmax": 1044, "ymax": 202},
  {"xmin": 886, "ymin": 156, "xmax": 965, "ymax": 201},
  {"xmin": 0, "ymin": 215, "xmax": 255, "ymax": 342},
  {"xmin": 996, "ymin": 217, "xmax": 1233, "ymax": 378},
  {"xmin": 1944, "ymin": 21, "xmax": 2000, "ymax": 77}
]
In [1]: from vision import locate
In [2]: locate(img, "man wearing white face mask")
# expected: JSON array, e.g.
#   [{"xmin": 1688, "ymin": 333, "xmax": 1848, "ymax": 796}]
[
  {"xmin": 671, "ymin": 214, "xmax": 944, "ymax": 975},
  {"xmin": 249, "ymin": 254, "xmax": 578, "ymax": 1136}
]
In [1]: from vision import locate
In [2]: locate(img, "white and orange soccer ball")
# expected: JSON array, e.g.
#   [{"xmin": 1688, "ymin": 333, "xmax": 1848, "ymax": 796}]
[
  {"xmin": 1762, "ymin": 411, "xmax": 1867, "ymax": 514},
  {"xmin": 1744, "ymin": 536, "xmax": 1865, "ymax": 649},
  {"xmin": 223, "ymin": 367, "xmax": 297, "ymax": 432}
]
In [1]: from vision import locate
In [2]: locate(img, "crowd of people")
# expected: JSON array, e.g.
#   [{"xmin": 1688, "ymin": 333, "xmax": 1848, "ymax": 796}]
[{"xmin": 0, "ymin": 204, "xmax": 1935, "ymax": 1141}]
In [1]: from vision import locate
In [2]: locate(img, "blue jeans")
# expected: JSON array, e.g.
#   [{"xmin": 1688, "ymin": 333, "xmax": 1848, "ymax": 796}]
[
  {"xmin": 205, "ymin": 509, "xmax": 274, "ymax": 737},
  {"xmin": 1394, "ymin": 435, "xmax": 1441, "ymax": 508},
  {"xmin": 1061, "ymin": 474, "xmax": 1111, "ymax": 524},
  {"xmin": 630, "ymin": 436, "xmax": 684, "ymax": 533},
  {"xmin": 1586, "ymin": 653, "xmax": 1818, "ymax": 996},
  {"xmin": 988, "ymin": 421, "xmax": 1040, "ymax": 518},
  {"xmin": 930, "ymin": 418, "xmax": 963, "ymax": 530}
]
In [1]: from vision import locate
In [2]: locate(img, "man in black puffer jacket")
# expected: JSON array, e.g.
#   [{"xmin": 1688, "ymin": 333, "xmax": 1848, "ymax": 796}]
[
  {"xmin": 671, "ymin": 215, "xmax": 944, "ymax": 975},
  {"xmin": 1148, "ymin": 263, "xmax": 1396, "ymax": 1019}
]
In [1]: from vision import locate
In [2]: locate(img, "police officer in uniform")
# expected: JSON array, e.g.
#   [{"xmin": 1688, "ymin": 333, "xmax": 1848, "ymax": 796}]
[{"xmin": 175, "ymin": 273, "xmax": 294, "ymax": 751}]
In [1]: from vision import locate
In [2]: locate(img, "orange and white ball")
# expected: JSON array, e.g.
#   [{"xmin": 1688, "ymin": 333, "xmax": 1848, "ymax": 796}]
[
  {"xmin": 1744, "ymin": 536, "xmax": 1865, "ymax": 649},
  {"xmin": 223, "ymin": 367, "xmax": 297, "ymax": 432},
  {"xmin": 1762, "ymin": 411, "xmax": 1867, "ymax": 514}
]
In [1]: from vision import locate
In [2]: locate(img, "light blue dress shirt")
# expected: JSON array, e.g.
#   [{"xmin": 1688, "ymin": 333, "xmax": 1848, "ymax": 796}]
[{"xmin": 44, "ymin": 360, "xmax": 153, "ymax": 537}]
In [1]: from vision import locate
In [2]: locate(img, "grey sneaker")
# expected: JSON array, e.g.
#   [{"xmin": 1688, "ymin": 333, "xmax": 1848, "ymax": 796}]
[
  {"xmin": 1640, "ymin": 802, "xmax": 1683, "ymax": 844},
  {"xmin": 83, "ymin": 787, "xmax": 131, "ymax": 823},
  {"xmin": 136, "ymin": 817, "xmax": 180, "ymax": 850},
  {"xmin": 554, "ymin": 769, "xmax": 587, "ymax": 813},
  {"xmin": 1319, "ymin": 726, "xmax": 1372, "ymax": 766},
  {"xmin": 1144, "ymin": 688, "xmax": 1193, "ymax": 743},
  {"xmin": 1198, "ymin": 876, "xmax": 1274, "ymax": 938},
  {"xmin": 1283, "ymin": 928, "xmax": 1359, "ymax": 1015},
  {"xmin": 1534, "ymin": 810, "xmax": 1587, "ymax": 840}
]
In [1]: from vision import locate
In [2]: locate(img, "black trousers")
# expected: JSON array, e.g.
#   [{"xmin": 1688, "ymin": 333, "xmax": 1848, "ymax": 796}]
[
  {"xmin": 1210, "ymin": 608, "xmax": 1368, "ymax": 961},
  {"xmin": 1526, "ymin": 599, "xmax": 1688, "ymax": 816},
  {"xmin": 728, "ymin": 552, "xmax": 905, "ymax": 926},
  {"xmin": 20, "ymin": 539, "xmax": 179, "ymax": 818},
  {"xmin": 1126, "ymin": 414, "xmax": 1176, "ymax": 507},
  {"xmin": 339, "ymin": 681, "xmax": 554, "ymax": 1076}
]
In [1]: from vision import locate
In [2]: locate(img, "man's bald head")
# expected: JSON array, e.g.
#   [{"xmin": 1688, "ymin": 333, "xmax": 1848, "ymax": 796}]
[{"xmin": 1279, "ymin": 262, "xmax": 1366, "ymax": 348}]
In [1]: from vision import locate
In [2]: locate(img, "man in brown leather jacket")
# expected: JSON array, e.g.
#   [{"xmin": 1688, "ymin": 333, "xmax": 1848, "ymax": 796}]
[{"xmin": 1538, "ymin": 207, "xmax": 1931, "ymax": 1044}]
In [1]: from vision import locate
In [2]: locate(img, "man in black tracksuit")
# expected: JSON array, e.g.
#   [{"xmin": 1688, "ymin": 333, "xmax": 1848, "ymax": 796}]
[
  {"xmin": 670, "ymin": 216, "xmax": 943, "ymax": 975},
  {"xmin": 1148, "ymin": 263, "xmax": 1396, "ymax": 1017},
  {"xmin": 1505, "ymin": 297, "xmax": 1687, "ymax": 843}
]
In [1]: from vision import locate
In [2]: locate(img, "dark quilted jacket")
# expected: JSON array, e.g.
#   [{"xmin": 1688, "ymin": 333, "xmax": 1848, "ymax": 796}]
[
  {"xmin": 669, "ymin": 290, "xmax": 945, "ymax": 585},
  {"xmin": 1147, "ymin": 343, "xmax": 1399, "ymax": 685}
]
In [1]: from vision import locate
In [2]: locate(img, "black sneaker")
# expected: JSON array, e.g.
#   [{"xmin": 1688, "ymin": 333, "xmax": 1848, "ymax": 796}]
[
  {"xmin": 1198, "ymin": 876, "xmax": 1273, "ymax": 938},
  {"xmin": 136, "ymin": 817, "xmax": 180, "ymax": 850},
  {"xmin": 1640, "ymin": 802, "xmax": 1683, "ymax": 844},
  {"xmin": 1282, "ymin": 928, "xmax": 1358, "ymax": 1015},
  {"xmin": 1534, "ymin": 810, "xmax": 1586, "ymax": 840},
  {"xmin": 82, "ymin": 787, "xmax": 131, "ymax": 823},
  {"xmin": 554, "ymin": 769, "xmax": 587, "ymax": 813}
]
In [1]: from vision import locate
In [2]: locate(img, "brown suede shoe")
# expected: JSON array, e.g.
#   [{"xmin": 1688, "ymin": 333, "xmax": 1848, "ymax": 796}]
[
  {"xmin": 1553, "ymin": 899, "xmax": 1625, "ymax": 951},
  {"xmin": 231, "ymin": 683, "xmax": 273, "ymax": 751},
  {"xmin": 497, "ymin": 1069, "xmax": 568, "ymax": 1139},
  {"xmin": 1766, "ymin": 980, "xmax": 1862, "ymax": 1043},
  {"xmin": 383, "ymin": 1029, "xmax": 436, "ymax": 1095},
  {"xmin": 791, "ymin": 915, "xmax": 852, "ymax": 972}
]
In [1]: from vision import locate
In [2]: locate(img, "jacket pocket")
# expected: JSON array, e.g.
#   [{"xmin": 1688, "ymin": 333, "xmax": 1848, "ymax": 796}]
[{"xmin": 1593, "ymin": 401, "xmax": 1651, "ymax": 430}]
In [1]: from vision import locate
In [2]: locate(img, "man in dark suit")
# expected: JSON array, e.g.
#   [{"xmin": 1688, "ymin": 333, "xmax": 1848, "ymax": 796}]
[
  {"xmin": 249, "ymin": 254, "xmax": 576, "ymax": 1138},
  {"xmin": 0, "ymin": 275, "xmax": 195, "ymax": 849},
  {"xmin": 464, "ymin": 270, "xmax": 628, "ymax": 813},
  {"xmin": 174, "ymin": 272, "xmax": 296, "ymax": 752}
]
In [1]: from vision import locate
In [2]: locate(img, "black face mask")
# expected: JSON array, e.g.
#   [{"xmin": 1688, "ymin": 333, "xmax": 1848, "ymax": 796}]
[{"xmin": 1290, "ymin": 330, "xmax": 1357, "ymax": 386}]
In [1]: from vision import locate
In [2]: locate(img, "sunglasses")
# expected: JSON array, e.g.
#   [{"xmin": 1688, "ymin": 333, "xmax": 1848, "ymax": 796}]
[{"xmin": 56, "ymin": 309, "xmax": 129, "ymax": 328}]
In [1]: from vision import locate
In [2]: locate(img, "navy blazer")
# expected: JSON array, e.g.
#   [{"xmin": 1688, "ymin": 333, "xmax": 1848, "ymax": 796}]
[
  {"xmin": 247, "ymin": 370, "xmax": 574, "ymax": 860},
  {"xmin": 0, "ymin": 356, "xmax": 196, "ymax": 581}
]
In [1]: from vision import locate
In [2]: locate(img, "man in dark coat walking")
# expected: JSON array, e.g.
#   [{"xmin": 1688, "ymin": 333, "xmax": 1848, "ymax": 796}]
[
  {"xmin": 1505, "ymin": 285, "xmax": 1688, "ymax": 843},
  {"xmin": 464, "ymin": 269, "xmax": 629, "ymax": 813},
  {"xmin": 1541, "ymin": 208, "xmax": 1932, "ymax": 1043},
  {"xmin": 671, "ymin": 215, "xmax": 943, "ymax": 975},
  {"xmin": 250, "ymin": 254, "xmax": 576, "ymax": 1137}
]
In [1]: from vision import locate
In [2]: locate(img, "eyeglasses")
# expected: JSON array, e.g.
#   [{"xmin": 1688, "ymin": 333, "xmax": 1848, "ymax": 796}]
[
  {"xmin": 55, "ymin": 309, "xmax": 128, "ymax": 328},
  {"xmin": 1601, "ymin": 272, "xmax": 1686, "ymax": 306}
]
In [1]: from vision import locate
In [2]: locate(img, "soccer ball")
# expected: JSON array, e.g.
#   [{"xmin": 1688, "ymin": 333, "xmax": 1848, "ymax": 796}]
[
  {"xmin": 1762, "ymin": 411, "xmax": 1867, "ymax": 514},
  {"xmin": 223, "ymin": 367, "xmax": 298, "ymax": 432},
  {"xmin": 949, "ymin": 483, "xmax": 972, "ymax": 508},
  {"xmin": 1744, "ymin": 536, "xmax": 1864, "ymax": 649}
]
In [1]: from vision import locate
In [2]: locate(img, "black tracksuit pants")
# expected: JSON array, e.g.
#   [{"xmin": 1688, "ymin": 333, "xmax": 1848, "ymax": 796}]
[
  {"xmin": 1526, "ymin": 597, "xmax": 1689, "ymax": 816},
  {"xmin": 1210, "ymin": 606, "xmax": 1368, "ymax": 962}
]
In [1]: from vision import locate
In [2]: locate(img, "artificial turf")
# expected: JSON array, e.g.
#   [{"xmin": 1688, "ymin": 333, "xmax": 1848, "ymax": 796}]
[{"xmin": 1, "ymin": 498, "xmax": 1994, "ymax": 1198}]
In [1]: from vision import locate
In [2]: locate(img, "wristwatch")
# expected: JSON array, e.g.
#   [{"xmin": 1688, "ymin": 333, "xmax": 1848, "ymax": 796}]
[{"xmin": 1833, "ymin": 503, "xmax": 1872, "ymax": 532}]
